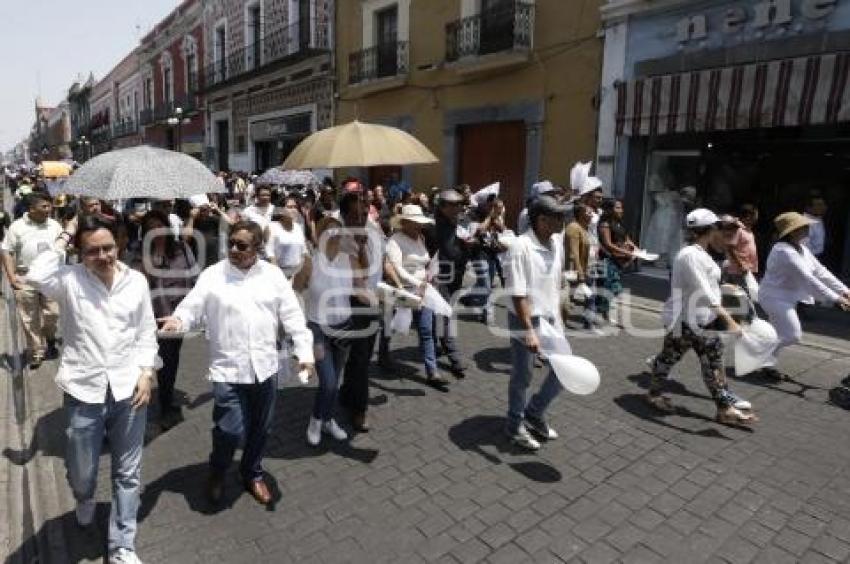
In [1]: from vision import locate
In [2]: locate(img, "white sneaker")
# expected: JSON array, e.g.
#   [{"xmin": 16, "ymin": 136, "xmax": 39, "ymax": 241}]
[
  {"xmin": 507, "ymin": 423, "xmax": 541, "ymax": 451},
  {"xmin": 306, "ymin": 417, "xmax": 322, "ymax": 446},
  {"xmin": 75, "ymin": 499, "xmax": 95, "ymax": 527},
  {"xmin": 322, "ymin": 419, "xmax": 348, "ymax": 441},
  {"xmin": 524, "ymin": 414, "xmax": 558, "ymax": 441},
  {"xmin": 108, "ymin": 548, "xmax": 143, "ymax": 564}
]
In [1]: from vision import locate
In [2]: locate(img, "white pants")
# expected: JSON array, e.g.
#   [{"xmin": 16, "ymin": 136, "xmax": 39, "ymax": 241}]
[{"xmin": 759, "ymin": 297, "xmax": 802, "ymax": 361}]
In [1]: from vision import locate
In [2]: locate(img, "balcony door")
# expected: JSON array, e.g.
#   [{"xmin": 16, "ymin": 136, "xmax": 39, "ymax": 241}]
[
  {"xmin": 376, "ymin": 5, "xmax": 398, "ymax": 78},
  {"xmin": 480, "ymin": 0, "xmax": 515, "ymax": 55},
  {"xmin": 298, "ymin": 0, "xmax": 311, "ymax": 49}
]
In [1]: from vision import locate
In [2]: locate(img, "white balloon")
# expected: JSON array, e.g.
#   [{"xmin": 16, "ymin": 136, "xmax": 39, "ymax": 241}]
[
  {"xmin": 547, "ymin": 354, "xmax": 600, "ymax": 395},
  {"xmin": 538, "ymin": 318, "xmax": 572, "ymax": 356}
]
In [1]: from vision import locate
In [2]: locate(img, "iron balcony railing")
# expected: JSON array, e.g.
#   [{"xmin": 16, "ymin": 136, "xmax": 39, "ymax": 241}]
[
  {"xmin": 111, "ymin": 120, "xmax": 138, "ymax": 138},
  {"xmin": 203, "ymin": 18, "xmax": 330, "ymax": 90},
  {"xmin": 446, "ymin": 1, "xmax": 534, "ymax": 62},
  {"xmin": 348, "ymin": 41, "xmax": 409, "ymax": 85},
  {"xmin": 151, "ymin": 93, "xmax": 198, "ymax": 123}
]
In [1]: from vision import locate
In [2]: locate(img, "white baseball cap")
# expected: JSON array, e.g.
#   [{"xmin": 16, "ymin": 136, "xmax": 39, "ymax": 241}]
[
  {"xmin": 531, "ymin": 180, "xmax": 556, "ymax": 198},
  {"xmin": 686, "ymin": 208, "xmax": 720, "ymax": 228}
]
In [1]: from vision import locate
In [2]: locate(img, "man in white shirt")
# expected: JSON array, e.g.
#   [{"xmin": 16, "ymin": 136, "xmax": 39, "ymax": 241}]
[
  {"xmin": 802, "ymin": 195, "xmax": 827, "ymax": 259},
  {"xmin": 505, "ymin": 196, "xmax": 569, "ymax": 451},
  {"xmin": 159, "ymin": 220, "xmax": 314, "ymax": 506},
  {"xmin": 241, "ymin": 185, "xmax": 275, "ymax": 230},
  {"xmin": 26, "ymin": 215, "xmax": 158, "ymax": 564},
  {"xmin": 1, "ymin": 192, "xmax": 62, "ymax": 367}
]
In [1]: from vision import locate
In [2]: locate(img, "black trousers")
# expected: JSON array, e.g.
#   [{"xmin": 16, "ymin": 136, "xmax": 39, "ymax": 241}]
[
  {"xmin": 339, "ymin": 312, "xmax": 379, "ymax": 414},
  {"xmin": 157, "ymin": 337, "xmax": 184, "ymax": 411}
]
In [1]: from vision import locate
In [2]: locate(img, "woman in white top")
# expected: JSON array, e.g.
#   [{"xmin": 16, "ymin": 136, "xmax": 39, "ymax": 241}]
[
  {"xmin": 647, "ymin": 209, "xmax": 756, "ymax": 425},
  {"xmin": 385, "ymin": 205, "xmax": 445, "ymax": 386},
  {"xmin": 759, "ymin": 212, "xmax": 850, "ymax": 377},
  {"xmin": 266, "ymin": 196, "xmax": 307, "ymax": 279},
  {"xmin": 293, "ymin": 216, "xmax": 368, "ymax": 446}
]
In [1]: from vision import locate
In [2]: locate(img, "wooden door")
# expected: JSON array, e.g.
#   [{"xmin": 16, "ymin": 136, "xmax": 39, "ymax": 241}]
[{"xmin": 457, "ymin": 121, "xmax": 526, "ymax": 228}]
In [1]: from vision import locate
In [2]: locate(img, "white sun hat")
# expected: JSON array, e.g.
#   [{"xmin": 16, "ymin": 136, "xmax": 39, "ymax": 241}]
[{"xmin": 391, "ymin": 204, "xmax": 434, "ymax": 228}]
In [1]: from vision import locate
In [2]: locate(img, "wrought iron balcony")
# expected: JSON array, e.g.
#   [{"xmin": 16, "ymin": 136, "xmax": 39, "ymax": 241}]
[
  {"xmin": 349, "ymin": 41, "xmax": 409, "ymax": 85},
  {"xmin": 111, "ymin": 120, "xmax": 138, "ymax": 139},
  {"xmin": 446, "ymin": 1, "xmax": 534, "ymax": 62},
  {"xmin": 203, "ymin": 18, "xmax": 330, "ymax": 91}
]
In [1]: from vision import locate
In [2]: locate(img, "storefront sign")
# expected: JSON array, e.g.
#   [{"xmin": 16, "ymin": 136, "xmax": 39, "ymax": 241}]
[
  {"xmin": 250, "ymin": 113, "xmax": 312, "ymax": 141},
  {"xmin": 677, "ymin": 0, "xmax": 839, "ymax": 44}
]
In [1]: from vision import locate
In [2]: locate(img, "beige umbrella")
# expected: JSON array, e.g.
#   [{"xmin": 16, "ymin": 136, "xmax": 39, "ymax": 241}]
[{"xmin": 283, "ymin": 120, "xmax": 438, "ymax": 169}]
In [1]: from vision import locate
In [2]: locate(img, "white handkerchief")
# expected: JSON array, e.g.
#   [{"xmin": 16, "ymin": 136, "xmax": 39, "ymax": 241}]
[{"xmin": 422, "ymin": 285, "xmax": 452, "ymax": 317}]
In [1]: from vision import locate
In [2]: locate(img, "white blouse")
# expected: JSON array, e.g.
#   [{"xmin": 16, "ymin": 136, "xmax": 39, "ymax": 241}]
[
  {"xmin": 386, "ymin": 232, "xmax": 431, "ymax": 289},
  {"xmin": 759, "ymin": 242, "xmax": 847, "ymax": 305},
  {"xmin": 266, "ymin": 221, "xmax": 307, "ymax": 274}
]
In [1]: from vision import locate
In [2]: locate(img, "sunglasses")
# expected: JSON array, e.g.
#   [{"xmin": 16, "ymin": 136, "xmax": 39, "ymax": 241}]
[{"xmin": 228, "ymin": 239, "xmax": 253, "ymax": 252}]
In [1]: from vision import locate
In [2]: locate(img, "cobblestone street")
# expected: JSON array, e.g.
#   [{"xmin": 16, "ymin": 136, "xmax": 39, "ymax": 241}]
[{"xmin": 5, "ymin": 299, "xmax": 850, "ymax": 563}]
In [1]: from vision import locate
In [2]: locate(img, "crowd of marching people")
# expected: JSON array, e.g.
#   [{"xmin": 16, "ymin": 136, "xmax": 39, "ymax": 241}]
[{"xmin": 2, "ymin": 161, "xmax": 849, "ymax": 564}]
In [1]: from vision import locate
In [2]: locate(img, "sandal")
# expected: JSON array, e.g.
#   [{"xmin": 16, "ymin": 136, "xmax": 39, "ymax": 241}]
[
  {"xmin": 646, "ymin": 394, "xmax": 675, "ymax": 414},
  {"xmin": 716, "ymin": 405, "xmax": 758, "ymax": 425}
]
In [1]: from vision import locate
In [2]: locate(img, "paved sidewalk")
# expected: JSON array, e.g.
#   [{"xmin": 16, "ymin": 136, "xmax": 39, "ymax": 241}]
[{"xmin": 4, "ymin": 303, "xmax": 850, "ymax": 563}]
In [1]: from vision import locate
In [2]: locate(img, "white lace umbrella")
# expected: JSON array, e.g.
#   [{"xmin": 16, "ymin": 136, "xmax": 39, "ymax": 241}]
[
  {"xmin": 257, "ymin": 167, "xmax": 319, "ymax": 186},
  {"xmin": 62, "ymin": 146, "xmax": 224, "ymax": 199}
]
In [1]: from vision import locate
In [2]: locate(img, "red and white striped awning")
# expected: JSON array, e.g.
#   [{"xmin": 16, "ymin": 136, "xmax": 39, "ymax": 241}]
[{"xmin": 615, "ymin": 52, "xmax": 850, "ymax": 136}]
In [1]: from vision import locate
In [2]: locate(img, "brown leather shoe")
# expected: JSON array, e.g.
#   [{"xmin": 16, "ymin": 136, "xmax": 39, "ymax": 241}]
[
  {"xmin": 352, "ymin": 412, "xmax": 370, "ymax": 433},
  {"xmin": 206, "ymin": 473, "xmax": 224, "ymax": 504},
  {"xmin": 245, "ymin": 478, "xmax": 272, "ymax": 505}
]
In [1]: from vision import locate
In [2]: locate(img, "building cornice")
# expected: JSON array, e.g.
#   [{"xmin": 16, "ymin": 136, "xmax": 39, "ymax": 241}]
[{"xmin": 601, "ymin": 0, "xmax": 693, "ymax": 24}]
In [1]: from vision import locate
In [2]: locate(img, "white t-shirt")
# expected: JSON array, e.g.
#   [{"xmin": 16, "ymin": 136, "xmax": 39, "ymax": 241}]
[
  {"xmin": 505, "ymin": 229, "xmax": 564, "ymax": 322},
  {"xmin": 386, "ymin": 232, "xmax": 431, "ymax": 289},
  {"xmin": 0, "ymin": 214, "xmax": 63, "ymax": 271},
  {"xmin": 266, "ymin": 222, "xmax": 307, "ymax": 275},
  {"xmin": 662, "ymin": 244, "xmax": 722, "ymax": 330},
  {"xmin": 242, "ymin": 205, "xmax": 274, "ymax": 229},
  {"xmin": 306, "ymin": 251, "xmax": 353, "ymax": 327}
]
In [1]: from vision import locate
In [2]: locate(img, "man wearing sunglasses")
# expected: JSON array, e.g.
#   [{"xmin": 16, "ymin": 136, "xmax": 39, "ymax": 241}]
[
  {"xmin": 159, "ymin": 220, "xmax": 314, "ymax": 507},
  {"xmin": 26, "ymin": 214, "xmax": 159, "ymax": 564}
]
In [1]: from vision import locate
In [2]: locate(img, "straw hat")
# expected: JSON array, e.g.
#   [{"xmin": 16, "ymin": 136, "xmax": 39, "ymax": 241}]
[
  {"xmin": 774, "ymin": 212, "xmax": 813, "ymax": 239},
  {"xmin": 391, "ymin": 204, "xmax": 434, "ymax": 228}
]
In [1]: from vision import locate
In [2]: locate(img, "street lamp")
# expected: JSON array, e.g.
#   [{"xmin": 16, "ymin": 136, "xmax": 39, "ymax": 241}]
[{"xmin": 167, "ymin": 107, "xmax": 191, "ymax": 153}]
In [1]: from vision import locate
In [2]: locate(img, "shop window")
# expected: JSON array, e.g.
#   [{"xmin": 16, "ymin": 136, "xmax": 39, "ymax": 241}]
[{"xmin": 640, "ymin": 150, "xmax": 701, "ymax": 268}]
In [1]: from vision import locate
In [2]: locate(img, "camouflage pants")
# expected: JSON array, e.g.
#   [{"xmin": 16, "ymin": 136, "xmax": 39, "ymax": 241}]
[{"xmin": 649, "ymin": 323, "xmax": 731, "ymax": 407}]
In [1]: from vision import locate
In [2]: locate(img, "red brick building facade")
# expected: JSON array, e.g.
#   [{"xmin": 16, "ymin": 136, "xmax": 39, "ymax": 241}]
[{"xmin": 139, "ymin": 0, "xmax": 206, "ymax": 159}]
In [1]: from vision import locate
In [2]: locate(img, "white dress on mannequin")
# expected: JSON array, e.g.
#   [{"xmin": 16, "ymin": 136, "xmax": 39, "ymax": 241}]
[{"xmin": 642, "ymin": 190, "xmax": 684, "ymax": 263}]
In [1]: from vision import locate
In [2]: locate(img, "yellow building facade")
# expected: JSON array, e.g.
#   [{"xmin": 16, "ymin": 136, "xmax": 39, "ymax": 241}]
[{"xmin": 336, "ymin": 0, "xmax": 603, "ymax": 224}]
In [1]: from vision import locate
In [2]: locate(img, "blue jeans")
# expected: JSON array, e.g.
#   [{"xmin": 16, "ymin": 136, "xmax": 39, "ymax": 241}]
[
  {"xmin": 309, "ymin": 322, "xmax": 351, "ymax": 421},
  {"xmin": 64, "ymin": 391, "xmax": 146, "ymax": 552},
  {"xmin": 209, "ymin": 375, "xmax": 277, "ymax": 481},
  {"xmin": 414, "ymin": 307, "xmax": 437, "ymax": 376},
  {"xmin": 506, "ymin": 313, "xmax": 562, "ymax": 434},
  {"xmin": 465, "ymin": 258, "xmax": 492, "ymax": 307}
]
